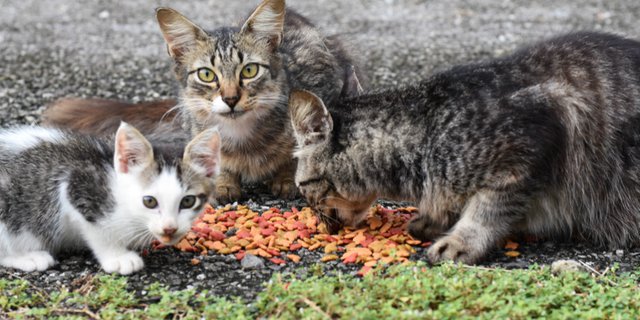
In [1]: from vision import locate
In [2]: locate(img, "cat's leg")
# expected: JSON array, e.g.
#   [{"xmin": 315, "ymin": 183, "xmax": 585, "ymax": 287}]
[
  {"xmin": 0, "ymin": 251, "xmax": 55, "ymax": 272},
  {"xmin": 214, "ymin": 169, "xmax": 242, "ymax": 204},
  {"xmin": 408, "ymin": 190, "xmax": 462, "ymax": 241},
  {"xmin": 408, "ymin": 214, "xmax": 453, "ymax": 242},
  {"xmin": 427, "ymin": 190, "xmax": 528, "ymax": 264},
  {"xmin": 269, "ymin": 159, "xmax": 298, "ymax": 200},
  {"xmin": 82, "ymin": 231, "xmax": 144, "ymax": 275}
]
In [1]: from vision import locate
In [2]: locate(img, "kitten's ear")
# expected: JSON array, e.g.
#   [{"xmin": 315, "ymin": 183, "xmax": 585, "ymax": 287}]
[
  {"xmin": 156, "ymin": 7, "xmax": 208, "ymax": 60},
  {"xmin": 289, "ymin": 90, "xmax": 333, "ymax": 146},
  {"xmin": 184, "ymin": 128, "xmax": 221, "ymax": 178},
  {"xmin": 114, "ymin": 122, "xmax": 154, "ymax": 174},
  {"xmin": 240, "ymin": 0, "xmax": 285, "ymax": 51},
  {"xmin": 341, "ymin": 65, "xmax": 364, "ymax": 97}
]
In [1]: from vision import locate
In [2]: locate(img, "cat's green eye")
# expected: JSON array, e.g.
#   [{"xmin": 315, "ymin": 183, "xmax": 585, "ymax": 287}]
[
  {"xmin": 180, "ymin": 195, "xmax": 197, "ymax": 209},
  {"xmin": 241, "ymin": 63, "xmax": 259, "ymax": 79},
  {"xmin": 143, "ymin": 196, "xmax": 158, "ymax": 209},
  {"xmin": 197, "ymin": 68, "xmax": 217, "ymax": 83}
]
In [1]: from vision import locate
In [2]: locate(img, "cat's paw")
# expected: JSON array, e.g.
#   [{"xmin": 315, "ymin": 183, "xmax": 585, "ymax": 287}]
[
  {"xmin": 427, "ymin": 234, "xmax": 480, "ymax": 265},
  {"xmin": 215, "ymin": 183, "xmax": 242, "ymax": 204},
  {"xmin": 270, "ymin": 178, "xmax": 298, "ymax": 200},
  {"xmin": 407, "ymin": 215, "xmax": 446, "ymax": 241},
  {"xmin": 100, "ymin": 251, "xmax": 144, "ymax": 275},
  {"xmin": 0, "ymin": 251, "xmax": 55, "ymax": 272}
]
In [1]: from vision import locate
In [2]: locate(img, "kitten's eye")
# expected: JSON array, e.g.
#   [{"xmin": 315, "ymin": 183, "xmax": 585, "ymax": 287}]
[
  {"xmin": 241, "ymin": 63, "xmax": 259, "ymax": 79},
  {"xmin": 180, "ymin": 195, "xmax": 197, "ymax": 209},
  {"xmin": 197, "ymin": 68, "xmax": 217, "ymax": 83},
  {"xmin": 142, "ymin": 196, "xmax": 158, "ymax": 209}
]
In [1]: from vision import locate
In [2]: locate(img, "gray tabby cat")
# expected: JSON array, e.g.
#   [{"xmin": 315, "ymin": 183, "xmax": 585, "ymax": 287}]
[
  {"xmin": 0, "ymin": 123, "xmax": 220, "ymax": 274},
  {"xmin": 289, "ymin": 32, "xmax": 640, "ymax": 264},
  {"xmin": 155, "ymin": 0, "xmax": 361, "ymax": 203}
]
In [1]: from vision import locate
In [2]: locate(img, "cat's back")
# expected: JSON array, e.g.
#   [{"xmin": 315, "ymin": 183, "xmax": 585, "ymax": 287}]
[
  {"xmin": 280, "ymin": 10, "xmax": 355, "ymax": 104},
  {"xmin": 0, "ymin": 126, "xmax": 114, "ymax": 187}
]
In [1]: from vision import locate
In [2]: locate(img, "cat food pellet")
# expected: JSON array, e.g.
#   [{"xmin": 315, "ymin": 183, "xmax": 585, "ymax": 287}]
[
  {"xmin": 321, "ymin": 254, "xmax": 339, "ymax": 262},
  {"xmin": 164, "ymin": 204, "xmax": 429, "ymax": 271},
  {"xmin": 505, "ymin": 250, "xmax": 521, "ymax": 257}
]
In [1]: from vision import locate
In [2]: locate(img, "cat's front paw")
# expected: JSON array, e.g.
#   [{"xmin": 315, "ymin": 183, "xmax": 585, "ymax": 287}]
[
  {"xmin": 270, "ymin": 178, "xmax": 298, "ymax": 200},
  {"xmin": 427, "ymin": 234, "xmax": 481, "ymax": 265},
  {"xmin": 215, "ymin": 183, "xmax": 242, "ymax": 204},
  {"xmin": 100, "ymin": 251, "xmax": 144, "ymax": 275},
  {"xmin": 0, "ymin": 251, "xmax": 55, "ymax": 272},
  {"xmin": 407, "ymin": 215, "xmax": 446, "ymax": 241}
]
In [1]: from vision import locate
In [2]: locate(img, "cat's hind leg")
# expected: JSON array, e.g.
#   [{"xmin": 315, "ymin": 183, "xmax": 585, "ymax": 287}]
[
  {"xmin": 0, "ymin": 251, "xmax": 55, "ymax": 272},
  {"xmin": 427, "ymin": 190, "xmax": 529, "ymax": 264}
]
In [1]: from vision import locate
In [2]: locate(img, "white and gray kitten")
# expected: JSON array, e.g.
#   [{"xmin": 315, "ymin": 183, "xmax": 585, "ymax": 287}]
[{"xmin": 0, "ymin": 122, "xmax": 220, "ymax": 274}]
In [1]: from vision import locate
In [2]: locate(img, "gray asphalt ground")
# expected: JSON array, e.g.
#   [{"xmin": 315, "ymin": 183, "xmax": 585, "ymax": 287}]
[{"xmin": 2, "ymin": 0, "xmax": 640, "ymax": 300}]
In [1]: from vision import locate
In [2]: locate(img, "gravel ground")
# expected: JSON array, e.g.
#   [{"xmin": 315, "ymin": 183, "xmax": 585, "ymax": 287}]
[{"xmin": 2, "ymin": 0, "xmax": 640, "ymax": 300}]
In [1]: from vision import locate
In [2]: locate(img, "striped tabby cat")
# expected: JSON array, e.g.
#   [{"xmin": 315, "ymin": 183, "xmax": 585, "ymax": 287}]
[{"xmin": 289, "ymin": 32, "xmax": 640, "ymax": 264}]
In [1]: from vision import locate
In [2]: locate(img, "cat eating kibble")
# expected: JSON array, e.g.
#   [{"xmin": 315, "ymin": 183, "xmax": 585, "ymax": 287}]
[
  {"xmin": 0, "ymin": 122, "xmax": 220, "ymax": 274},
  {"xmin": 289, "ymin": 32, "xmax": 640, "ymax": 264}
]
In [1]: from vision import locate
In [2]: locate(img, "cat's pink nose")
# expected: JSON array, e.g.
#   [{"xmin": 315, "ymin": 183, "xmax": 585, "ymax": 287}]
[{"xmin": 163, "ymin": 227, "xmax": 177, "ymax": 236}]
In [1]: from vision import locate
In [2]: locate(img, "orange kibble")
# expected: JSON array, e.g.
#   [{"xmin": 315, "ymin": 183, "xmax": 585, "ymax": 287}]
[
  {"xmin": 191, "ymin": 258, "xmax": 201, "ymax": 266},
  {"xmin": 505, "ymin": 250, "xmax": 521, "ymax": 257},
  {"xmin": 321, "ymin": 254, "xmax": 339, "ymax": 262},
  {"xmin": 309, "ymin": 242, "xmax": 323, "ymax": 251},
  {"xmin": 504, "ymin": 240, "xmax": 519, "ymax": 250},
  {"xmin": 357, "ymin": 266, "xmax": 373, "ymax": 277},
  {"xmin": 342, "ymin": 252, "xmax": 358, "ymax": 264},
  {"xmin": 324, "ymin": 242, "xmax": 338, "ymax": 254},
  {"xmin": 379, "ymin": 222, "xmax": 393, "ymax": 233},
  {"xmin": 406, "ymin": 239, "xmax": 422, "ymax": 245},
  {"xmin": 257, "ymin": 248, "xmax": 273, "ymax": 258},
  {"xmin": 353, "ymin": 233, "xmax": 367, "ymax": 245},
  {"xmin": 287, "ymin": 254, "xmax": 301, "ymax": 263},
  {"xmin": 368, "ymin": 216, "xmax": 383, "ymax": 229}
]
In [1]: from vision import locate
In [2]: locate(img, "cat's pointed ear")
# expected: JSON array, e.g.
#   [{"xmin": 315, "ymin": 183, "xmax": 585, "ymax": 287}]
[
  {"xmin": 156, "ymin": 7, "xmax": 208, "ymax": 60},
  {"xmin": 289, "ymin": 90, "xmax": 333, "ymax": 147},
  {"xmin": 184, "ymin": 128, "xmax": 221, "ymax": 178},
  {"xmin": 114, "ymin": 122, "xmax": 154, "ymax": 174},
  {"xmin": 341, "ymin": 64, "xmax": 364, "ymax": 97},
  {"xmin": 240, "ymin": 0, "xmax": 285, "ymax": 51}
]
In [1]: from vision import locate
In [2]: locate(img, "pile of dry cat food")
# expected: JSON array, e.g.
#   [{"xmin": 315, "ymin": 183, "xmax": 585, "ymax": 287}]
[{"xmin": 161, "ymin": 204, "xmax": 430, "ymax": 276}]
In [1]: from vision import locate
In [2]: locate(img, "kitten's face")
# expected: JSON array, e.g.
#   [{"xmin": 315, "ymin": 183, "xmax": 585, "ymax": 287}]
[
  {"xmin": 114, "ymin": 123, "xmax": 220, "ymax": 246},
  {"xmin": 290, "ymin": 91, "xmax": 377, "ymax": 234},
  {"xmin": 156, "ymin": 1, "xmax": 287, "ymax": 129}
]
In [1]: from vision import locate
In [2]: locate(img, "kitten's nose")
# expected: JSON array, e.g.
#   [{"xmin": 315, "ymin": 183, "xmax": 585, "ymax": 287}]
[
  {"xmin": 163, "ymin": 227, "xmax": 177, "ymax": 236},
  {"xmin": 222, "ymin": 95, "xmax": 239, "ymax": 109}
]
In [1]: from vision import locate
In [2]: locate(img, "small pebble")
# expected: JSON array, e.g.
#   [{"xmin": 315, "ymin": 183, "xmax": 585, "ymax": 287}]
[
  {"xmin": 551, "ymin": 259, "xmax": 587, "ymax": 274},
  {"xmin": 241, "ymin": 254, "xmax": 264, "ymax": 270}
]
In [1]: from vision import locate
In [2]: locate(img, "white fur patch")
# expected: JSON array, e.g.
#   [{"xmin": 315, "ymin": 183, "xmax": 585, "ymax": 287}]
[
  {"xmin": 212, "ymin": 96, "xmax": 232, "ymax": 114},
  {"xmin": 0, "ymin": 126, "xmax": 65, "ymax": 153},
  {"xmin": 0, "ymin": 222, "xmax": 55, "ymax": 272}
]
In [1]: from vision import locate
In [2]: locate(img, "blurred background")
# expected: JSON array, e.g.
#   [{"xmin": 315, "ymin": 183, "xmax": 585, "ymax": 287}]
[{"xmin": 1, "ymin": 0, "xmax": 639, "ymax": 126}]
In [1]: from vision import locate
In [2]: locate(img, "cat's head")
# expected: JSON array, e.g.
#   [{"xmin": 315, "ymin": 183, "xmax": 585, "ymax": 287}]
[
  {"xmin": 289, "ymin": 90, "xmax": 377, "ymax": 234},
  {"xmin": 156, "ymin": 0, "xmax": 287, "ymax": 128},
  {"xmin": 113, "ymin": 122, "xmax": 220, "ymax": 246}
]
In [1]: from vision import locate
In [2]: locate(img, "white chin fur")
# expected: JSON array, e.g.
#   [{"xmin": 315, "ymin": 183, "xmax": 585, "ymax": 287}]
[{"xmin": 212, "ymin": 96, "xmax": 231, "ymax": 114}]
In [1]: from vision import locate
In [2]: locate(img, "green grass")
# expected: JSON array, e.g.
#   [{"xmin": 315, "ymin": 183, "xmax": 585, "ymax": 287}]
[{"xmin": 2, "ymin": 263, "xmax": 640, "ymax": 319}]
